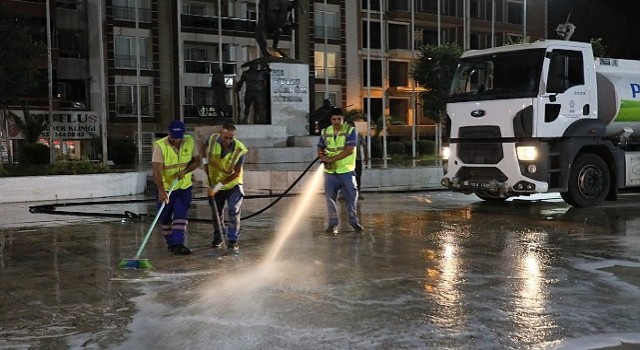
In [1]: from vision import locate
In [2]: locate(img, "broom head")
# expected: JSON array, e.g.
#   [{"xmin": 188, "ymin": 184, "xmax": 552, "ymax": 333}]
[{"xmin": 118, "ymin": 258, "xmax": 152, "ymax": 269}]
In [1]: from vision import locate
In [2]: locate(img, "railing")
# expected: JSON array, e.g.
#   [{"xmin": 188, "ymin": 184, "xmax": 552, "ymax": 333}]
[
  {"xmin": 184, "ymin": 60, "xmax": 236, "ymax": 75},
  {"xmin": 313, "ymin": 26, "xmax": 341, "ymax": 40},
  {"xmin": 314, "ymin": 67, "xmax": 339, "ymax": 79},
  {"xmin": 181, "ymin": 14, "xmax": 258, "ymax": 33},
  {"xmin": 113, "ymin": 6, "xmax": 152, "ymax": 22},
  {"xmin": 114, "ymin": 55, "xmax": 151, "ymax": 69},
  {"xmin": 116, "ymin": 104, "xmax": 151, "ymax": 116}
]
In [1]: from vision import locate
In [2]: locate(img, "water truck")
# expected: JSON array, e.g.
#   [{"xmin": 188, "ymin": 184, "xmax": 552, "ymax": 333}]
[{"xmin": 440, "ymin": 40, "xmax": 640, "ymax": 207}]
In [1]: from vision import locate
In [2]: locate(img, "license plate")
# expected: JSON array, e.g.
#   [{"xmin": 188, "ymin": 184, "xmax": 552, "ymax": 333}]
[{"xmin": 467, "ymin": 180, "xmax": 495, "ymax": 190}]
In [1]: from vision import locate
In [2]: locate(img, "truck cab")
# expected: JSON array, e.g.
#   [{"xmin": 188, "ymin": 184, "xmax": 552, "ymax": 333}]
[{"xmin": 441, "ymin": 40, "xmax": 640, "ymax": 207}]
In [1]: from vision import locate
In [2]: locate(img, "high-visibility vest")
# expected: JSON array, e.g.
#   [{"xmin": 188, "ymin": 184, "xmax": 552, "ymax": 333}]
[
  {"xmin": 321, "ymin": 124, "xmax": 356, "ymax": 174},
  {"xmin": 206, "ymin": 136, "xmax": 248, "ymax": 190},
  {"xmin": 154, "ymin": 135, "xmax": 195, "ymax": 190}
]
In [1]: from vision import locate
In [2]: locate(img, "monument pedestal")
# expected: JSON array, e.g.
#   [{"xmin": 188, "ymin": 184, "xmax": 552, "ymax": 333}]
[{"xmin": 239, "ymin": 57, "xmax": 311, "ymax": 137}]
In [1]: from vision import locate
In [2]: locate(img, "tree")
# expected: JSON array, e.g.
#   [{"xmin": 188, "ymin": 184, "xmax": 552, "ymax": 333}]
[
  {"xmin": 10, "ymin": 108, "xmax": 50, "ymax": 164},
  {"xmin": 411, "ymin": 43, "xmax": 462, "ymax": 123},
  {"xmin": 590, "ymin": 37, "xmax": 608, "ymax": 58},
  {"xmin": 0, "ymin": 4, "xmax": 42, "ymax": 100},
  {"xmin": 0, "ymin": 3, "xmax": 44, "ymax": 165}
]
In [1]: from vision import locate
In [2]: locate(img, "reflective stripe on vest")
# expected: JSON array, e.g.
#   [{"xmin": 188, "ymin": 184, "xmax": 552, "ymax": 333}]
[
  {"xmin": 321, "ymin": 124, "xmax": 356, "ymax": 174},
  {"xmin": 206, "ymin": 136, "xmax": 248, "ymax": 190},
  {"xmin": 154, "ymin": 135, "xmax": 195, "ymax": 190}
]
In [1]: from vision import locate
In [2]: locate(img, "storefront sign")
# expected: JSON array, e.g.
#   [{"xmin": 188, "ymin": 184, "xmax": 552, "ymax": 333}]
[{"xmin": 8, "ymin": 110, "xmax": 101, "ymax": 140}]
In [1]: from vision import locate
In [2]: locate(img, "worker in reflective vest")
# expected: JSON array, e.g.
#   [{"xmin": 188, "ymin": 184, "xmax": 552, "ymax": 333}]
[
  {"xmin": 203, "ymin": 122, "xmax": 248, "ymax": 251},
  {"xmin": 151, "ymin": 120, "xmax": 201, "ymax": 255},
  {"xmin": 317, "ymin": 107, "xmax": 364, "ymax": 235}
]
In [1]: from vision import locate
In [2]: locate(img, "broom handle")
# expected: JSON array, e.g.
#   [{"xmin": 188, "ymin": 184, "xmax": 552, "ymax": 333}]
[{"xmin": 134, "ymin": 179, "xmax": 179, "ymax": 259}]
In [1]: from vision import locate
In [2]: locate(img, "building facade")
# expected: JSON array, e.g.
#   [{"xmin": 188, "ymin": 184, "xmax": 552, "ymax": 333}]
[{"xmin": 1, "ymin": 0, "xmax": 546, "ymax": 164}]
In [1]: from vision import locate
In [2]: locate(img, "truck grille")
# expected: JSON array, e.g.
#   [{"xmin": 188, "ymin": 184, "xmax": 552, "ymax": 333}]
[{"xmin": 457, "ymin": 126, "xmax": 503, "ymax": 164}]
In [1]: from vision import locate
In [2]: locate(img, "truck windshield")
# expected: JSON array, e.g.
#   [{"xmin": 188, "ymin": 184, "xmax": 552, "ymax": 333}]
[{"xmin": 449, "ymin": 49, "xmax": 545, "ymax": 102}]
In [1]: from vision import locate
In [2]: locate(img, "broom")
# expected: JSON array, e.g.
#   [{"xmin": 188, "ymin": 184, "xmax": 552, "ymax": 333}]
[{"xmin": 118, "ymin": 179, "xmax": 178, "ymax": 269}]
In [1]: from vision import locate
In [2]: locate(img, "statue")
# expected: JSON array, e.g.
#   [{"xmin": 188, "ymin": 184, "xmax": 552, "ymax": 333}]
[
  {"xmin": 236, "ymin": 62, "xmax": 270, "ymax": 124},
  {"xmin": 210, "ymin": 66, "xmax": 230, "ymax": 119},
  {"xmin": 255, "ymin": 0, "xmax": 302, "ymax": 57}
]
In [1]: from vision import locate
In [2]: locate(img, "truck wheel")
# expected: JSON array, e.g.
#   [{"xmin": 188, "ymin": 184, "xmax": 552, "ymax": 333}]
[
  {"xmin": 473, "ymin": 190, "xmax": 508, "ymax": 203},
  {"xmin": 561, "ymin": 153, "xmax": 610, "ymax": 207}
]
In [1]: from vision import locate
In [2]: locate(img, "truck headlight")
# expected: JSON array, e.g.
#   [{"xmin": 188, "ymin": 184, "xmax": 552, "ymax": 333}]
[
  {"xmin": 442, "ymin": 146, "xmax": 450, "ymax": 160},
  {"xmin": 516, "ymin": 146, "xmax": 538, "ymax": 161}
]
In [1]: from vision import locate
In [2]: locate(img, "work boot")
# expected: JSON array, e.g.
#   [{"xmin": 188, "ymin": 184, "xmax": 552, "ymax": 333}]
[
  {"xmin": 211, "ymin": 238, "xmax": 223, "ymax": 248},
  {"xmin": 325, "ymin": 225, "xmax": 339, "ymax": 235},
  {"xmin": 227, "ymin": 240, "xmax": 239, "ymax": 251},
  {"xmin": 168, "ymin": 244, "xmax": 192, "ymax": 255}
]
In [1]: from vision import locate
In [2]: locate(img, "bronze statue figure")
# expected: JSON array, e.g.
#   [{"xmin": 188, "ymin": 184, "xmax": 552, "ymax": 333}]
[
  {"xmin": 210, "ymin": 66, "xmax": 229, "ymax": 118},
  {"xmin": 255, "ymin": 0, "xmax": 302, "ymax": 57},
  {"xmin": 236, "ymin": 62, "xmax": 270, "ymax": 124}
]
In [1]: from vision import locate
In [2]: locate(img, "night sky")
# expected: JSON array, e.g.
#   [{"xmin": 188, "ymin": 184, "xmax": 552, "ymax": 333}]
[{"xmin": 546, "ymin": 0, "xmax": 640, "ymax": 59}]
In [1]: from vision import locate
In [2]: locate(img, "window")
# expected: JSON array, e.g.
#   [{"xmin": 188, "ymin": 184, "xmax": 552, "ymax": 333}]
[
  {"xmin": 182, "ymin": 3, "xmax": 206, "ymax": 16},
  {"xmin": 58, "ymin": 0, "xmax": 80, "ymax": 10},
  {"xmin": 470, "ymin": 0, "xmax": 492, "ymax": 20},
  {"xmin": 116, "ymin": 84, "xmax": 150, "ymax": 116},
  {"xmin": 388, "ymin": 1, "xmax": 409, "ymax": 11},
  {"xmin": 314, "ymin": 92, "xmax": 338, "ymax": 109},
  {"xmin": 362, "ymin": 20, "xmax": 382, "ymax": 49},
  {"xmin": 417, "ymin": 0, "xmax": 439, "ymax": 14},
  {"xmin": 507, "ymin": 0, "xmax": 523, "ymax": 24},
  {"xmin": 547, "ymin": 50, "xmax": 584, "ymax": 93},
  {"xmin": 184, "ymin": 46, "xmax": 208, "ymax": 61},
  {"xmin": 362, "ymin": 59, "xmax": 382, "ymax": 87},
  {"xmin": 314, "ymin": 51, "xmax": 339, "ymax": 79},
  {"xmin": 314, "ymin": 10, "xmax": 340, "ymax": 40},
  {"xmin": 389, "ymin": 61, "xmax": 408, "ymax": 87},
  {"xmin": 58, "ymin": 29, "xmax": 85, "ymax": 58},
  {"xmin": 389, "ymin": 98, "xmax": 408, "ymax": 123},
  {"xmin": 388, "ymin": 23, "xmax": 409, "ymax": 50},
  {"xmin": 470, "ymin": 32, "xmax": 492, "ymax": 49},
  {"xmin": 415, "ymin": 28, "xmax": 439, "ymax": 47},
  {"xmin": 115, "ymin": 36, "xmax": 150, "ymax": 69},
  {"xmin": 113, "ymin": 0, "xmax": 151, "ymax": 22},
  {"xmin": 361, "ymin": 0, "xmax": 381, "ymax": 11}
]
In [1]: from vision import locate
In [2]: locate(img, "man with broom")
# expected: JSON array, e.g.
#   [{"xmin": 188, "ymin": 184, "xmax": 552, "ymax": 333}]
[
  {"xmin": 151, "ymin": 120, "xmax": 201, "ymax": 255},
  {"xmin": 202, "ymin": 122, "xmax": 248, "ymax": 251}
]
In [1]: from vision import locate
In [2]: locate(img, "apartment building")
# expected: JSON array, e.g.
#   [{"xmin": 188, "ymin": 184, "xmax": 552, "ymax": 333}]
[{"xmin": 2, "ymin": 0, "xmax": 546, "ymax": 163}]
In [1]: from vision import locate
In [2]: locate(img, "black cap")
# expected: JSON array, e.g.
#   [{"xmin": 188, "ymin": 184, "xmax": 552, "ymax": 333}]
[{"xmin": 330, "ymin": 107, "xmax": 343, "ymax": 116}]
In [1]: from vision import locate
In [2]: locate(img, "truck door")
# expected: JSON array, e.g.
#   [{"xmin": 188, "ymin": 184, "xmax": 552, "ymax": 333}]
[{"xmin": 537, "ymin": 48, "xmax": 592, "ymax": 138}]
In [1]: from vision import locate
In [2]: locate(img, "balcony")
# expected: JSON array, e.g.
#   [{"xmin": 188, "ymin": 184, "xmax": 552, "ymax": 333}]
[
  {"xmin": 113, "ymin": 6, "xmax": 152, "ymax": 22},
  {"xmin": 116, "ymin": 104, "xmax": 150, "ymax": 116},
  {"xmin": 114, "ymin": 55, "xmax": 151, "ymax": 70},
  {"xmin": 314, "ymin": 67, "xmax": 339, "ymax": 79},
  {"xmin": 181, "ymin": 14, "xmax": 257, "ymax": 34},
  {"xmin": 184, "ymin": 60, "xmax": 236, "ymax": 76},
  {"xmin": 313, "ymin": 26, "xmax": 340, "ymax": 40}
]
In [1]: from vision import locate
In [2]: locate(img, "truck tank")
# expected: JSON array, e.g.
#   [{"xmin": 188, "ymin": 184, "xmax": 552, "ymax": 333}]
[{"xmin": 595, "ymin": 57, "xmax": 640, "ymax": 137}]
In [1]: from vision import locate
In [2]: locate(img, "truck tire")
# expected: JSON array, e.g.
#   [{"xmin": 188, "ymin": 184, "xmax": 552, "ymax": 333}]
[
  {"xmin": 473, "ymin": 190, "xmax": 508, "ymax": 202},
  {"xmin": 561, "ymin": 153, "xmax": 610, "ymax": 207}
]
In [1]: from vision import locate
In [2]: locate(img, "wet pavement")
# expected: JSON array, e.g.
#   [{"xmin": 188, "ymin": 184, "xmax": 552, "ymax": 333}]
[{"xmin": 2, "ymin": 188, "xmax": 640, "ymax": 349}]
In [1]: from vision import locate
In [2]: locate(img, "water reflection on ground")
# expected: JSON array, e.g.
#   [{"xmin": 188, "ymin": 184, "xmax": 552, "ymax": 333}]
[{"xmin": 1, "ymin": 191, "xmax": 640, "ymax": 349}]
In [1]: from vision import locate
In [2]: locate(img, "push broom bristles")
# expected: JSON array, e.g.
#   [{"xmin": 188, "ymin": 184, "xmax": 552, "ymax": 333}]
[{"xmin": 118, "ymin": 258, "xmax": 152, "ymax": 269}]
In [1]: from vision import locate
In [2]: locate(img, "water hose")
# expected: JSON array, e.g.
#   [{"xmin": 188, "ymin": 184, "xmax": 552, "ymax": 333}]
[{"xmin": 28, "ymin": 157, "xmax": 321, "ymax": 222}]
